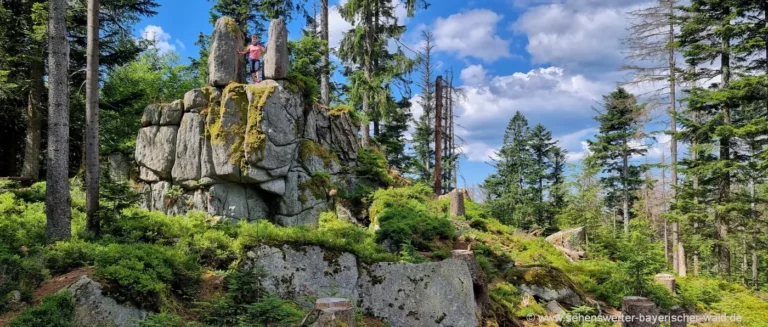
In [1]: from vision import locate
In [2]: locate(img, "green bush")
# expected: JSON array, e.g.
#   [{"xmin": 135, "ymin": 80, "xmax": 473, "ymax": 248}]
[
  {"xmin": 7, "ymin": 292, "xmax": 75, "ymax": 327},
  {"xmin": 677, "ymin": 276, "xmax": 727, "ymax": 310},
  {"xmin": 44, "ymin": 240, "xmax": 100, "ymax": 274},
  {"xmin": 0, "ymin": 192, "xmax": 47, "ymax": 254},
  {"xmin": 94, "ymin": 243, "xmax": 202, "ymax": 310},
  {"xmin": 190, "ymin": 229, "xmax": 237, "ymax": 270},
  {"xmin": 370, "ymin": 185, "xmax": 454, "ymax": 252},
  {"xmin": 0, "ymin": 254, "xmax": 49, "ymax": 313},
  {"xmin": 101, "ymin": 208, "xmax": 189, "ymax": 245},
  {"xmin": 355, "ymin": 148, "xmax": 394, "ymax": 186}
]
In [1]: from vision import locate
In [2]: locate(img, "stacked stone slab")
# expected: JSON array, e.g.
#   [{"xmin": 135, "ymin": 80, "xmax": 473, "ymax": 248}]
[{"xmin": 133, "ymin": 18, "xmax": 359, "ymax": 226}]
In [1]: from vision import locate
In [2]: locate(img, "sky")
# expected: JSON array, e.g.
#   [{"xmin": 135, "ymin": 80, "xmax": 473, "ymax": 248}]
[{"xmin": 135, "ymin": 0, "xmax": 672, "ymax": 188}]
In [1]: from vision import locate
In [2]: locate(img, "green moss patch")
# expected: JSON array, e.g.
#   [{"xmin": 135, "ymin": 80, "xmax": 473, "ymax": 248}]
[
  {"xmin": 205, "ymin": 84, "xmax": 276, "ymax": 168},
  {"xmin": 299, "ymin": 140, "xmax": 340, "ymax": 169},
  {"xmin": 298, "ymin": 173, "xmax": 332, "ymax": 205}
]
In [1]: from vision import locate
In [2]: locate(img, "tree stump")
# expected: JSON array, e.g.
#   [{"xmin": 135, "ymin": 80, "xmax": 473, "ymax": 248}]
[
  {"xmin": 622, "ymin": 296, "xmax": 659, "ymax": 327},
  {"xmin": 654, "ymin": 273, "xmax": 675, "ymax": 294},
  {"xmin": 450, "ymin": 189, "xmax": 465, "ymax": 217},
  {"xmin": 669, "ymin": 305, "xmax": 687, "ymax": 327},
  {"xmin": 308, "ymin": 298, "xmax": 356, "ymax": 327}
]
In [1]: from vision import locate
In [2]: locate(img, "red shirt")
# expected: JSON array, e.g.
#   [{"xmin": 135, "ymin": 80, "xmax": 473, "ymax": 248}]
[{"xmin": 247, "ymin": 44, "xmax": 263, "ymax": 60}]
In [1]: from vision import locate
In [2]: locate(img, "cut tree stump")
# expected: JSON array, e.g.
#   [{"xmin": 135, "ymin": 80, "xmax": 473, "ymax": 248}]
[
  {"xmin": 305, "ymin": 298, "xmax": 356, "ymax": 327},
  {"xmin": 669, "ymin": 305, "xmax": 687, "ymax": 327},
  {"xmin": 622, "ymin": 296, "xmax": 659, "ymax": 327},
  {"xmin": 449, "ymin": 189, "xmax": 465, "ymax": 217},
  {"xmin": 654, "ymin": 274, "xmax": 675, "ymax": 294}
]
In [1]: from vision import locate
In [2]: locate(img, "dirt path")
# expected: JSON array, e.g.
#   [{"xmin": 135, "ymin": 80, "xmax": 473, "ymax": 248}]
[{"xmin": 0, "ymin": 267, "xmax": 94, "ymax": 326}]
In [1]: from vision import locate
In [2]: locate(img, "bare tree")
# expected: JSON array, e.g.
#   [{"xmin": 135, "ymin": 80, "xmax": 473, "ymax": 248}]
[
  {"xmin": 46, "ymin": 0, "xmax": 72, "ymax": 242},
  {"xmin": 622, "ymin": 0, "xmax": 685, "ymax": 274},
  {"xmin": 85, "ymin": 0, "xmax": 101, "ymax": 235},
  {"xmin": 320, "ymin": 0, "xmax": 330, "ymax": 106}
]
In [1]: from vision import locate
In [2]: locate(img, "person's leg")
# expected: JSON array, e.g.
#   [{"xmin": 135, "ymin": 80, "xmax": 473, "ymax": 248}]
[
  {"xmin": 256, "ymin": 60, "xmax": 262, "ymax": 83},
  {"xmin": 249, "ymin": 59, "xmax": 257, "ymax": 84}
]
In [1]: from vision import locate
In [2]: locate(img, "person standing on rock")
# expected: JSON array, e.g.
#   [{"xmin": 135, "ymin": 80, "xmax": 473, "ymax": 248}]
[{"xmin": 237, "ymin": 35, "xmax": 266, "ymax": 84}]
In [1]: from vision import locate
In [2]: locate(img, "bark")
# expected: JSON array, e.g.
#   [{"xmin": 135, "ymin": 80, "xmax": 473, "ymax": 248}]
[
  {"xmin": 623, "ymin": 150, "xmax": 630, "ymax": 233},
  {"xmin": 21, "ymin": 56, "xmax": 44, "ymax": 181},
  {"xmin": 717, "ymin": 34, "xmax": 732, "ymax": 276},
  {"xmin": 85, "ymin": 0, "xmax": 101, "ymax": 235},
  {"xmin": 46, "ymin": 0, "xmax": 72, "ymax": 243},
  {"xmin": 678, "ymin": 242, "xmax": 686, "ymax": 276},
  {"xmin": 320, "ymin": 0, "xmax": 330, "ymax": 106},
  {"xmin": 361, "ymin": 9, "xmax": 372, "ymax": 148},
  {"xmin": 433, "ymin": 75, "xmax": 443, "ymax": 195},
  {"xmin": 668, "ymin": 0, "xmax": 682, "ymax": 277},
  {"xmin": 752, "ymin": 249, "xmax": 758, "ymax": 287}
]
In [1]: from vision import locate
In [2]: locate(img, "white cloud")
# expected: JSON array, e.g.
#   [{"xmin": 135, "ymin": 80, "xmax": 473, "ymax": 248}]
[
  {"xmin": 460, "ymin": 65, "xmax": 488, "ymax": 85},
  {"xmin": 326, "ymin": 0, "xmax": 410, "ymax": 51},
  {"xmin": 440, "ymin": 65, "xmax": 613, "ymax": 163},
  {"xmin": 460, "ymin": 142, "xmax": 500, "ymax": 162},
  {"xmin": 432, "ymin": 9, "xmax": 511, "ymax": 62},
  {"xmin": 512, "ymin": 4, "xmax": 629, "ymax": 71},
  {"xmin": 142, "ymin": 25, "xmax": 178, "ymax": 54}
]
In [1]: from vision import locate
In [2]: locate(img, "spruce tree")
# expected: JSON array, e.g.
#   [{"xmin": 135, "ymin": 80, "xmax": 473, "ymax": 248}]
[{"xmin": 588, "ymin": 88, "xmax": 650, "ymax": 233}]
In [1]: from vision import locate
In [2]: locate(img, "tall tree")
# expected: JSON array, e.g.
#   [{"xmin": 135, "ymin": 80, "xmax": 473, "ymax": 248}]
[
  {"xmin": 588, "ymin": 88, "xmax": 650, "ymax": 233},
  {"xmin": 46, "ymin": 0, "xmax": 72, "ymax": 242},
  {"xmin": 623, "ymin": 0, "xmax": 684, "ymax": 274},
  {"xmin": 677, "ymin": 0, "xmax": 753, "ymax": 275},
  {"xmin": 85, "ymin": 0, "xmax": 100, "ymax": 235},
  {"xmin": 338, "ymin": 0, "xmax": 426, "ymax": 147},
  {"xmin": 412, "ymin": 31, "xmax": 436, "ymax": 182},
  {"xmin": 319, "ymin": 0, "xmax": 330, "ymax": 106}
]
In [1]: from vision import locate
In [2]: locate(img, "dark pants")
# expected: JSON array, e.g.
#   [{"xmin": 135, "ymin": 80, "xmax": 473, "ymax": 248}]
[{"xmin": 249, "ymin": 59, "xmax": 261, "ymax": 74}]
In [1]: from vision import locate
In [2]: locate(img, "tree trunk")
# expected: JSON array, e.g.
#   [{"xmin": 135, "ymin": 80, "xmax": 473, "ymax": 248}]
[
  {"xmin": 361, "ymin": 10, "xmax": 372, "ymax": 148},
  {"xmin": 46, "ymin": 0, "xmax": 72, "ymax": 243},
  {"xmin": 667, "ymin": 0, "xmax": 682, "ymax": 277},
  {"xmin": 21, "ymin": 56, "xmax": 44, "ymax": 181},
  {"xmin": 752, "ymin": 249, "xmax": 758, "ymax": 287},
  {"xmin": 678, "ymin": 242, "xmax": 686, "ymax": 277},
  {"xmin": 85, "ymin": 0, "xmax": 101, "ymax": 236},
  {"xmin": 622, "ymin": 151, "xmax": 630, "ymax": 233},
  {"xmin": 433, "ymin": 75, "xmax": 443, "ymax": 195},
  {"xmin": 717, "ymin": 34, "xmax": 731, "ymax": 276},
  {"xmin": 320, "ymin": 0, "xmax": 330, "ymax": 107}
]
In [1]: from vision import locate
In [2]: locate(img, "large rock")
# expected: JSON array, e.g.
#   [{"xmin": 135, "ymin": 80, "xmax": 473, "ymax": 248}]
[
  {"xmin": 135, "ymin": 125, "xmax": 178, "ymax": 180},
  {"xmin": 329, "ymin": 110, "xmax": 359, "ymax": 164},
  {"xmin": 507, "ymin": 266, "xmax": 584, "ymax": 307},
  {"xmin": 66, "ymin": 276, "xmax": 148, "ymax": 327},
  {"xmin": 247, "ymin": 245, "xmax": 359, "ymax": 309},
  {"xmin": 545, "ymin": 226, "xmax": 586, "ymax": 251},
  {"xmin": 264, "ymin": 19, "xmax": 289, "ymax": 80},
  {"xmin": 305, "ymin": 107, "xmax": 332, "ymax": 146},
  {"xmin": 275, "ymin": 170, "xmax": 329, "ymax": 226},
  {"xmin": 160, "ymin": 101, "xmax": 184, "ymax": 126},
  {"xmin": 208, "ymin": 183, "xmax": 270, "ymax": 221},
  {"xmin": 243, "ymin": 81, "xmax": 303, "ymax": 181},
  {"xmin": 172, "ymin": 113, "xmax": 205, "ymax": 186},
  {"xmin": 358, "ymin": 259, "xmax": 478, "ymax": 327},
  {"xmin": 184, "ymin": 89, "xmax": 208, "ymax": 112},
  {"xmin": 208, "ymin": 17, "xmax": 245, "ymax": 87}
]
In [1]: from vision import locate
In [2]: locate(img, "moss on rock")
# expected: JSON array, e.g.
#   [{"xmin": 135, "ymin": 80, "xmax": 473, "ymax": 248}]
[
  {"xmin": 298, "ymin": 172, "xmax": 332, "ymax": 205},
  {"xmin": 299, "ymin": 140, "xmax": 340, "ymax": 169},
  {"xmin": 244, "ymin": 84, "xmax": 276, "ymax": 161}
]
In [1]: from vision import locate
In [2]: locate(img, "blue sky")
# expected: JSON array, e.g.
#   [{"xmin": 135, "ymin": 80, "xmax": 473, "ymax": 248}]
[{"xmin": 135, "ymin": 0, "xmax": 671, "ymax": 188}]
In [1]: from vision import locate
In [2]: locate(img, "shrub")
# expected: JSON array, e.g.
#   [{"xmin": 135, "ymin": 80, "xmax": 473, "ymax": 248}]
[
  {"xmin": 189, "ymin": 229, "xmax": 237, "ymax": 270},
  {"xmin": 0, "ymin": 254, "xmax": 49, "ymax": 313},
  {"xmin": 370, "ymin": 185, "xmax": 454, "ymax": 252},
  {"xmin": 355, "ymin": 148, "xmax": 394, "ymax": 186},
  {"xmin": 94, "ymin": 243, "xmax": 202, "ymax": 310},
  {"xmin": 0, "ymin": 193, "xmax": 47, "ymax": 254},
  {"xmin": 489, "ymin": 282, "xmax": 521, "ymax": 323},
  {"xmin": 44, "ymin": 240, "xmax": 100, "ymax": 274},
  {"xmin": 676, "ymin": 277, "xmax": 727, "ymax": 310},
  {"xmin": 100, "ymin": 208, "xmax": 188, "ymax": 245},
  {"xmin": 7, "ymin": 292, "xmax": 75, "ymax": 327}
]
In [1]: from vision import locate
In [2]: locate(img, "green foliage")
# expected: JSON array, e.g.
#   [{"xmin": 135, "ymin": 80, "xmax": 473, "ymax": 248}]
[
  {"xmin": 369, "ymin": 185, "xmax": 454, "ymax": 252},
  {"xmin": 235, "ymin": 216, "xmax": 397, "ymax": 263},
  {"xmin": 0, "ymin": 192, "xmax": 46, "ymax": 254},
  {"xmin": 44, "ymin": 240, "xmax": 99, "ymax": 274},
  {"xmin": 0, "ymin": 254, "xmax": 49, "ymax": 313},
  {"xmin": 7, "ymin": 292, "xmax": 75, "ymax": 327},
  {"xmin": 94, "ymin": 243, "xmax": 202, "ymax": 310},
  {"xmin": 356, "ymin": 148, "xmax": 395, "ymax": 186},
  {"xmin": 483, "ymin": 112, "xmax": 567, "ymax": 230},
  {"xmin": 100, "ymin": 50, "xmax": 200, "ymax": 154},
  {"xmin": 288, "ymin": 33, "xmax": 324, "ymax": 104}
]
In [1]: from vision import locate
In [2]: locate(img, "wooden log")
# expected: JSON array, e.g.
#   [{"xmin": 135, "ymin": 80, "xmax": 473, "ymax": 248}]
[
  {"xmin": 654, "ymin": 274, "xmax": 675, "ymax": 294},
  {"xmin": 622, "ymin": 296, "xmax": 659, "ymax": 327}
]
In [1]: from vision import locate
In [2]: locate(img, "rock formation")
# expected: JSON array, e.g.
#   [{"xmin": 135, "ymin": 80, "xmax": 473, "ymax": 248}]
[
  {"xmin": 208, "ymin": 17, "xmax": 245, "ymax": 86},
  {"xmin": 247, "ymin": 245, "xmax": 479, "ymax": 327},
  {"xmin": 264, "ymin": 19, "xmax": 289, "ymax": 80},
  {"xmin": 134, "ymin": 17, "xmax": 360, "ymax": 226},
  {"xmin": 66, "ymin": 276, "xmax": 148, "ymax": 327}
]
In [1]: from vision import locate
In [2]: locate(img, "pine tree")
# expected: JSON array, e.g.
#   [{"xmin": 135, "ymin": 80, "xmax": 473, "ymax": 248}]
[
  {"xmin": 338, "ymin": 0, "xmax": 426, "ymax": 147},
  {"xmin": 412, "ymin": 31, "xmax": 436, "ymax": 183},
  {"xmin": 527, "ymin": 124, "xmax": 556, "ymax": 227},
  {"xmin": 677, "ymin": 0, "xmax": 756, "ymax": 275},
  {"xmin": 588, "ymin": 88, "xmax": 650, "ymax": 233},
  {"xmin": 85, "ymin": 0, "xmax": 101, "ymax": 235}
]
